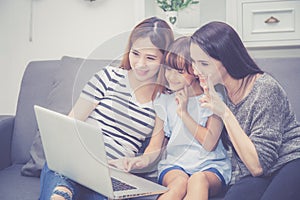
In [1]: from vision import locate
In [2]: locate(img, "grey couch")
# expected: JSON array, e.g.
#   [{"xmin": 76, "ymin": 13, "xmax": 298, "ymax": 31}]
[{"xmin": 0, "ymin": 56, "xmax": 299, "ymax": 200}]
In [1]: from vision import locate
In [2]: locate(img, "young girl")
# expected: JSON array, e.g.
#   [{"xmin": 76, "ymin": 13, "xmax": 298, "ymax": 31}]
[
  {"xmin": 115, "ymin": 37, "xmax": 231, "ymax": 200},
  {"xmin": 39, "ymin": 17, "xmax": 174, "ymax": 200}
]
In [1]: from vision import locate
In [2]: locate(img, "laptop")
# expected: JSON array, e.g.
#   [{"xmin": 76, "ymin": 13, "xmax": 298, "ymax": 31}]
[{"xmin": 34, "ymin": 105, "xmax": 168, "ymax": 199}]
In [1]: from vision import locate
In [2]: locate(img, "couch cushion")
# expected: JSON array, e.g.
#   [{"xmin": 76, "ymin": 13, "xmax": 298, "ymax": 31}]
[
  {"xmin": 20, "ymin": 56, "xmax": 85, "ymax": 176},
  {"xmin": 255, "ymin": 57, "xmax": 300, "ymax": 120},
  {"xmin": 0, "ymin": 116, "xmax": 14, "ymax": 170},
  {"xmin": 21, "ymin": 130, "xmax": 45, "ymax": 177},
  {"xmin": 47, "ymin": 56, "xmax": 118, "ymax": 114},
  {"xmin": 0, "ymin": 164, "xmax": 40, "ymax": 200},
  {"xmin": 11, "ymin": 60, "xmax": 61, "ymax": 164},
  {"xmin": 19, "ymin": 56, "xmax": 118, "ymax": 176},
  {"xmin": 46, "ymin": 56, "xmax": 84, "ymax": 114}
]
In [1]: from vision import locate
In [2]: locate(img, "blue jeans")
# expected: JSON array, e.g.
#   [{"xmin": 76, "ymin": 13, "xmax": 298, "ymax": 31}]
[
  {"xmin": 39, "ymin": 163, "xmax": 107, "ymax": 200},
  {"xmin": 224, "ymin": 158, "xmax": 300, "ymax": 200},
  {"xmin": 39, "ymin": 163, "xmax": 159, "ymax": 200}
]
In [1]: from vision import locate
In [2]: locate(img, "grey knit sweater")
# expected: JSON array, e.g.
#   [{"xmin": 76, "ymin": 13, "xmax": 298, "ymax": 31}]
[{"xmin": 228, "ymin": 73, "xmax": 300, "ymax": 183}]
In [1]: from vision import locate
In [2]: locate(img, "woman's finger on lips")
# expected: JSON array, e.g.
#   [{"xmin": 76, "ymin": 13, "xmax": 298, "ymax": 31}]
[{"xmin": 207, "ymin": 75, "xmax": 216, "ymax": 94}]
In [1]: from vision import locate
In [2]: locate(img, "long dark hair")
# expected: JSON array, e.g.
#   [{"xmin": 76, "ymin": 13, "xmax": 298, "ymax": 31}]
[
  {"xmin": 191, "ymin": 21, "xmax": 264, "ymax": 149},
  {"xmin": 191, "ymin": 21, "xmax": 263, "ymax": 79}
]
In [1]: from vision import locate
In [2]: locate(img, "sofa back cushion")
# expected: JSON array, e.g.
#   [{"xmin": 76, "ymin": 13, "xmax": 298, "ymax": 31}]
[
  {"xmin": 255, "ymin": 57, "xmax": 300, "ymax": 121},
  {"xmin": 11, "ymin": 60, "xmax": 60, "ymax": 164},
  {"xmin": 12, "ymin": 56, "xmax": 117, "ymax": 164}
]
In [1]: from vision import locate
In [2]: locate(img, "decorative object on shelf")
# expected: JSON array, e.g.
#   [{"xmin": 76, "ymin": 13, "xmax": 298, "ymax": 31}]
[
  {"xmin": 165, "ymin": 11, "xmax": 178, "ymax": 26},
  {"xmin": 156, "ymin": 0, "xmax": 199, "ymax": 27}
]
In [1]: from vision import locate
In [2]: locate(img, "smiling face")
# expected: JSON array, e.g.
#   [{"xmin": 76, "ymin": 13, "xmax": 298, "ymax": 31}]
[
  {"xmin": 190, "ymin": 42, "xmax": 224, "ymax": 85},
  {"xmin": 165, "ymin": 66, "xmax": 195, "ymax": 92},
  {"xmin": 129, "ymin": 37, "xmax": 163, "ymax": 84}
]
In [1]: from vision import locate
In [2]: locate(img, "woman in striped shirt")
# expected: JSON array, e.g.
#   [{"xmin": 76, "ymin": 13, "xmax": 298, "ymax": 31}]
[{"xmin": 39, "ymin": 17, "xmax": 174, "ymax": 200}]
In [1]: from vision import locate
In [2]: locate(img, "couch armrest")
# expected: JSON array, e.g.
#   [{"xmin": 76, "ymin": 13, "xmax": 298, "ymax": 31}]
[{"xmin": 0, "ymin": 115, "xmax": 15, "ymax": 170}]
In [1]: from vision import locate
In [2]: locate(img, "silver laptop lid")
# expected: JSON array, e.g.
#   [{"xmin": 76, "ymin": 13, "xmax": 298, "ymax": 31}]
[
  {"xmin": 34, "ymin": 105, "xmax": 115, "ymax": 198},
  {"xmin": 35, "ymin": 105, "xmax": 168, "ymax": 199}
]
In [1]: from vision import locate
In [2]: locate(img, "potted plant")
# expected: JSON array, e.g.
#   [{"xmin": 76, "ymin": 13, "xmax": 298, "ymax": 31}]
[{"xmin": 156, "ymin": 0, "xmax": 200, "ymax": 26}]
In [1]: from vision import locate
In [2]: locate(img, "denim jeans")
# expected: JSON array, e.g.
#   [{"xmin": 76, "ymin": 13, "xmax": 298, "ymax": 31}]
[
  {"xmin": 39, "ymin": 163, "xmax": 107, "ymax": 200},
  {"xmin": 39, "ymin": 163, "xmax": 159, "ymax": 200}
]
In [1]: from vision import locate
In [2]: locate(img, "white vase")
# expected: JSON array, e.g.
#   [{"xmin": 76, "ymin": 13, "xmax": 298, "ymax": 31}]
[{"xmin": 165, "ymin": 11, "xmax": 178, "ymax": 27}]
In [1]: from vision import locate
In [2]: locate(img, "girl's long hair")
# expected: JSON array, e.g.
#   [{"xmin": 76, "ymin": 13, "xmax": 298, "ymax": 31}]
[{"xmin": 158, "ymin": 36, "xmax": 197, "ymax": 95}]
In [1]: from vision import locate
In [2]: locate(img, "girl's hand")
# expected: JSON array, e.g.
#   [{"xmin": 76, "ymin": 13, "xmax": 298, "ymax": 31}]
[
  {"xmin": 122, "ymin": 156, "xmax": 150, "ymax": 172},
  {"xmin": 108, "ymin": 156, "xmax": 150, "ymax": 172},
  {"xmin": 175, "ymin": 86, "xmax": 189, "ymax": 118},
  {"xmin": 199, "ymin": 75, "xmax": 227, "ymax": 119}
]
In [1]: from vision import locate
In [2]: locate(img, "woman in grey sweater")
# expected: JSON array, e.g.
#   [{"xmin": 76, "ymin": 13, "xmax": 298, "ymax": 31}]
[{"xmin": 190, "ymin": 21, "xmax": 300, "ymax": 200}]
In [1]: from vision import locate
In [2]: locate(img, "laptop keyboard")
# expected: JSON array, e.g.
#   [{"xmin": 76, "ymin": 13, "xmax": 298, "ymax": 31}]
[{"xmin": 111, "ymin": 177, "xmax": 137, "ymax": 191}]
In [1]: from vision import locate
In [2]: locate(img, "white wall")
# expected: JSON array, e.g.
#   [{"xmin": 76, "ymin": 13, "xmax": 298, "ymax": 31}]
[
  {"xmin": 0, "ymin": 0, "xmax": 139, "ymax": 115},
  {"xmin": 145, "ymin": 0, "xmax": 300, "ymax": 58},
  {"xmin": 1, "ymin": 0, "xmax": 300, "ymax": 115}
]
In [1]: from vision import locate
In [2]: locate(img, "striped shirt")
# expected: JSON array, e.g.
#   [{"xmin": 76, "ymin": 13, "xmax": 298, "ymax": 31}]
[{"xmin": 80, "ymin": 66, "xmax": 156, "ymax": 160}]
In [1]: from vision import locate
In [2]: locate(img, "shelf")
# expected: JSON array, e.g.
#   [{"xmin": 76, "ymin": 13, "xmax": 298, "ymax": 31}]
[{"xmin": 226, "ymin": 0, "xmax": 300, "ymax": 47}]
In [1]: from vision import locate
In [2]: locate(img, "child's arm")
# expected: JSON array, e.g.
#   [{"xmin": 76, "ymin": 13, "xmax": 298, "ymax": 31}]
[
  {"xmin": 176, "ymin": 86, "xmax": 223, "ymax": 151},
  {"xmin": 181, "ymin": 113, "xmax": 223, "ymax": 151},
  {"xmin": 109, "ymin": 116, "xmax": 166, "ymax": 172},
  {"xmin": 125, "ymin": 116, "xmax": 166, "ymax": 172},
  {"xmin": 143, "ymin": 116, "xmax": 166, "ymax": 160}
]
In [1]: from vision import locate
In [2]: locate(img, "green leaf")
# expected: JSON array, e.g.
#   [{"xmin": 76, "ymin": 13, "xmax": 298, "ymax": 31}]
[{"xmin": 156, "ymin": 0, "xmax": 199, "ymax": 12}]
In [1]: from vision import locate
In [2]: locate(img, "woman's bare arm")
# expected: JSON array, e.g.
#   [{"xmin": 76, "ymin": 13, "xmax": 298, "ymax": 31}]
[{"xmin": 68, "ymin": 97, "xmax": 97, "ymax": 121}]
